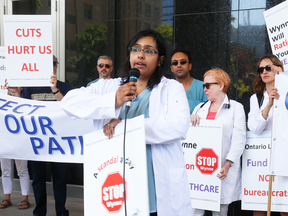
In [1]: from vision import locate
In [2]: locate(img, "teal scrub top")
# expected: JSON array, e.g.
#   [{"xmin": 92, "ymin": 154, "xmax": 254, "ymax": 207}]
[
  {"xmin": 186, "ymin": 78, "xmax": 207, "ymax": 114},
  {"xmin": 118, "ymin": 88, "xmax": 157, "ymax": 213}
]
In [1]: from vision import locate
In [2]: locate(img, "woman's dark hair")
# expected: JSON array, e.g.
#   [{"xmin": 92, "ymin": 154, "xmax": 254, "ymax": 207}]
[
  {"xmin": 253, "ymin": 54, "xmax": 283, "ymax": 95},
  {"xmin": 118, "ymin": 29, "xmax": 168, "ymax": 89}
]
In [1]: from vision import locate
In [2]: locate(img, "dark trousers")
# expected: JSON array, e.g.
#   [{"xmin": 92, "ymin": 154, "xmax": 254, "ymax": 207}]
[{"xmin": 31, "ymin": 161, "xmax": 69, "ymax": 216}]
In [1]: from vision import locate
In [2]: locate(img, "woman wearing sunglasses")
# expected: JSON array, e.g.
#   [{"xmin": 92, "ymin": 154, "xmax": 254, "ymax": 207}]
[
  {"xmin": 248, "ymin": 54, "xmax": 283, "ymax": 135},
  {"xmin": 248, "ymin": 55, "xmax": 287, "ymax": 216},
  {"xmin": 191, "ymin": 68, "xmax": 246, "ymax": 216},
  {"xmin": 61, "ymin": 29, "xmax": 192, "ymax": 216}
]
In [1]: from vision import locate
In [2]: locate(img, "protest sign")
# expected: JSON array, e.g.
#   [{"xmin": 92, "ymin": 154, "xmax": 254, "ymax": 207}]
[
  {"xmin": 270, "ymin": 71, "xmax": 288, "ymax": 176},
  {"xmin": 4, "ymin": 15, "xmax": 53, "ymax": 86},
  {"xmin": 264, "ymin": 1, "xmax": 288, "ymax": 70},
  {"xmin": 0, "ymin": 46, "xmax": 7, "ymax": 94},
  {"xmin": 242, "ymin": 131, "xmax": 288, "ymax": 212},
  {"xmin": 83, "ymin": 115, "xmax": 149, "ymax": 216},
  {"xmin": 0, "ymin": 93, "xmax": 94, "ymax": 162},
  {"xmin": 182, "ymin": 120, "xmax": 222, "ymax": 212}
]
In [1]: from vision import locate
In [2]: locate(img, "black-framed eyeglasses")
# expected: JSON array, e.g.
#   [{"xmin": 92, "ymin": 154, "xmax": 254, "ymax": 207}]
[
  {"xmin": 129, "ymin": 47, "xmax": 158, "ymax": 56},
  {"xmin": 171, "ymin": 59, "xmax": 188, "ymax": 66},
  {"xmin": 203, "ymin": 82, "xmax": 218, "ymax": 89},
  {"xmin": 98, "ymin": 63, "xmax": 112, "ymax": 69}
]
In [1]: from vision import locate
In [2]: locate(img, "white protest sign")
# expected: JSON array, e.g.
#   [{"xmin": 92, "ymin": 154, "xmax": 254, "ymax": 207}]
[
  {"xmin": 4, "ymin": 15, "xmax": 53, "ymax": 87},
  {"xmin": 264, "ymin": 1, "xmax": 288, "ymax": 70},
  {"xmin": 84, "ymin": 115, "xmax": 149, "ymax": 216},
  {"xmin": 270, "ymin": 71, "xmax": 288, "ymax": 176},
  {"xmin": 0, "ymin": 46, "xmax": 7, "ymax": 94},
  {"xmin": 182, "ymin": 120, "xmax": 222, "ymax": 212},
  {"xmin": 242, "ymin": 131, "xmax": 288, "ymax": 212},
  {"xmin": 0, "ymin": 93, "xmax": 94, "ymax": 162}
]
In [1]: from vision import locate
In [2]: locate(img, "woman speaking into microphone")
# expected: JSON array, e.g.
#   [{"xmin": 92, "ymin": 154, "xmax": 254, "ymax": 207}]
[
  {"xmin": 190, "ymin": 68, "xmax": 246, "ymax": 216},
  {"xmin": 61, "ymin": 29, "xmax": 192, "ymax": 216}
]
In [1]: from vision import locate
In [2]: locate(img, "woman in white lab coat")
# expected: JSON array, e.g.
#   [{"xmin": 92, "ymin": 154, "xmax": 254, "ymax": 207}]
[
  {"xmin": 61, "ymin": 29, "xmax": 192, "ymax": 216},
  {"xmin": 247, "ymin": 55, "xmax": 287, "ymax": 216},
  {"xmin": 248, "ymin": 54, "xmax": 283, "ymax": 134},
  {"xmin": 190, "ymin": 68, "xmax": 246, "ymax": 216}
]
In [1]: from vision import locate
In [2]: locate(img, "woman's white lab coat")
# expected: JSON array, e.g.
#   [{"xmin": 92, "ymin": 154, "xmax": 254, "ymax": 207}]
[
  {"xmin": 248, "ymin": 91, "xmax": 272, "ymax": 134},
  {"xmin": 192, "ymin": 95, "xmax": 246, "ymax": 204},
  {"xmin": 61, "ymin": 76, "xmax": 192, "ymax": 216}
]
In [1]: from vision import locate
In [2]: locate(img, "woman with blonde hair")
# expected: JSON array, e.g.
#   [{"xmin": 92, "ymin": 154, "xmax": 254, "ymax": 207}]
[{"xmin": 191, "ymin": 68, "xmax": 246, "ymax": 216}]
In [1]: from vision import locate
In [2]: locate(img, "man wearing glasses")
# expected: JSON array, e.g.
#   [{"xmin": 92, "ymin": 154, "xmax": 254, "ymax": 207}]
[
  {"xmin": 170, "ymin": 48, "xmax": 207, "ymax": 114},
  {"xmin": 87, "ymin": 55, "xmax": 114, "ymax": 87}
]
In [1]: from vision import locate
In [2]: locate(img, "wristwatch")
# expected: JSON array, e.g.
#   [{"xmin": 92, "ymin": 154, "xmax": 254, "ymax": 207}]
[{"xmin": 52, "ymin": 89, "xmax": 60, "ymax": 95}]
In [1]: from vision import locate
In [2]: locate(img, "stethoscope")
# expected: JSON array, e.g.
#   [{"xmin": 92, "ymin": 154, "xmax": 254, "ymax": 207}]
[{"xmin": 195, "ymin": 98, "xmax": 231, "ymax": 115}]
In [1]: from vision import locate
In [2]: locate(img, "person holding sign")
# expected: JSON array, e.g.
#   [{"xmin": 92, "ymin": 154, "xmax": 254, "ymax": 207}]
[
  {"xmin": 247, "ymin": 54, "xmax": 288, "ymax": 216},
  {"xmin": 61, "ymin": 29, "xmax": 192, "ymax": 216},
  {"xmin": 248, "ymin": 54, "xmax": 283, "ymax": 134},
  {"xmin": 190, "ymin": 68, "xmax": 246, "ymax": 216},
  {"xmin": 5, "ymin": 56, "xmax": 72, "ymax": 216}
]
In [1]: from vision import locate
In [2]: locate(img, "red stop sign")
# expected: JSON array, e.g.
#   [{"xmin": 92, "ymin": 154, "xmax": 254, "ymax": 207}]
[
  {"xmin": 102, "ymin": 172, "xmax": 125, "ymax": 213},
  {"xmin": 196, "ymin": 148, "xmax": 218, "ymax": 174}
]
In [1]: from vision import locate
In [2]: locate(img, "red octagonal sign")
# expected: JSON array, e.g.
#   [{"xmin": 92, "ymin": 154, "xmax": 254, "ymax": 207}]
[
  {"xmin": 102, "ymin": 172, "xmax": 125, "ymax": 213},
  {"xmin": 196, "ymin": 148, "xmax": 218, "ymax": 174}
]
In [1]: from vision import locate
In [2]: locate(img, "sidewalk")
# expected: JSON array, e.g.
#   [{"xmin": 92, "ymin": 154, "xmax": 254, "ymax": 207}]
[{"xmin": 0, "ymin": 189, "xmax": 84, "ymax": 216}]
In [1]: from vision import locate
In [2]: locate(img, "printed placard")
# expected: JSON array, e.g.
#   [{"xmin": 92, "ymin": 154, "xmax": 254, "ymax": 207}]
[
  {"xmin": 0, "ymin": 46, "xmax": 7, "ymax": 94},
  {"xmin": 242, "ymin": 131, "xmax": 288, "ymax": 212},
  {"xmin": 84, "ymin": 115, "xmax": 149, "ymax": 216},
  {"xmin": 264, "ymin": 1, "xmax": 288, "ymax": 70},
  {"xmin": 270, "ymin": 71, "xmax": 288, "ymax": 176},
  {"xmin": 182, "ymin": 120, "xmax": 222, "ymax": 212},
  {"xmin": 4, "ymin": 15, "xmax": 53, "ymax": 86}
]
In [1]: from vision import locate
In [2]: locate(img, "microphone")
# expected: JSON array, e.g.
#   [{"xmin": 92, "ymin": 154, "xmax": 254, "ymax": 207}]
[
  {"xmin": 125, "ymin": 68, "xmax": 140, "ymax": 113},
  {"xmin": 122, "ymin": 67, "xmax": 140, "ymax": 216}
]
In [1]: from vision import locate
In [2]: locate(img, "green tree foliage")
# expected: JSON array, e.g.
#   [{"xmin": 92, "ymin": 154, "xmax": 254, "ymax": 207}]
[
  {"xmin": 68, "ymin": 22, "xmax": 107, "ymax": 86},
  {"xmin": 67, "ymin": 56, "xmax": 80, "ymax": 71},
  {"xmin": 36, "ymin": 0, "xmax": 43, "ymax": 10},
  {"xmin": 233, "ymin": 79, "xmax": 250, "ymax": 99},
  {"xmin": 155, "ymin": 23, "xmax": 173, "ymax": 45},
  {"xmin": 77, "ymin": 22, "xmax": 107, "ymax": 60}
]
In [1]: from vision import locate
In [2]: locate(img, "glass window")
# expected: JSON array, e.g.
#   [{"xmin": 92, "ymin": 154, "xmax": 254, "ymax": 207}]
[
  {"xmin": 239, "ymin": 0, "xmax": 266, "ymax": 10},
  {"xmin": 145, "ymin": 3, "xmax": 151, "ymax": 17},
  {"xmin": 84, "ymin": 4, "xmax": 92, "ymax": 20},
  {"xmin": 12, "ymin": 0, "xmax": 51, "ymax": 15},
  {"xmin": 231, "ymin": 0, "xmax": 238, "ymax": 10},
  {"xmin": 239, "ymin": 9, "xmax": 266, "ymax": 26},
  {"xmin": 66, "ymin": 14, "xmax": 77, "ymax": 25},
  {"xmin": 163, "ymin": 0, "xmax": 174, "ymax": 7},
  {"xmin": 154, "ymin": 7, "xmax": 161, "ymax": 17},
  {"xmin": 65, "ymin": 0, "xmax": 109, "ymax": 87}
]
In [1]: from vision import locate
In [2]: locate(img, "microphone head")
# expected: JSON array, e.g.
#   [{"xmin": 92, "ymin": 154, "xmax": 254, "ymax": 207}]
[{"xmin": 129, "ymin": 68, "xmax": 140, "ymax": 81}]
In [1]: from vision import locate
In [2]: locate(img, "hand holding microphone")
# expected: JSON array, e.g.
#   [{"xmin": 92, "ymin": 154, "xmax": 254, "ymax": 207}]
[{"xmin": 115, "ymin": 68, "xmax": 140, "ymax": 109}]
